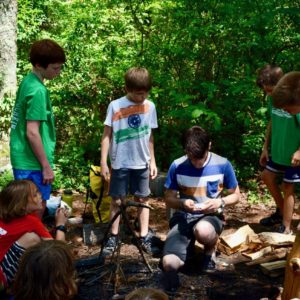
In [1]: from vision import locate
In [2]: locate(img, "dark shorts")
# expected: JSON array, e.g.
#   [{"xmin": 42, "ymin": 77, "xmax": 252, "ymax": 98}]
[
  {"xmin": 109, "ymin": 168, "xmax": 150, "ymax": 199},
  {"xmin": 0, "ymin": 242, "xmax": 25, "ymax": 286},
  {"xmin": 265, "ymin": 158, "xmax": 300, "ymax": 183},
  {"xmin": 163, "ymin": 213, "xmax": 224, "ymax": 262},
  {"xmin": 13, "ymin": 169, "xmax": 51, "ymax": 201}
]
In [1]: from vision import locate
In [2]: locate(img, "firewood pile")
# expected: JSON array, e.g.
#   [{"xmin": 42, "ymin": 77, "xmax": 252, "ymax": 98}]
[{"xmin": 217, "ymin": 225, "xmax": 295, "ymax": 277}]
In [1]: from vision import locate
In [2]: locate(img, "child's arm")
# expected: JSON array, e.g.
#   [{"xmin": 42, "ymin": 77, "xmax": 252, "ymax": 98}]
[
  {"xmin": 149, "ymin": 131, "xmax": 157, "ymax": 179},
  {"xmin": 260, "ymin": 121, "xmax": 272, "ymax": 167},
  {"xmin": 27, "ymin": 121, "xmax": 54, "ymax": 184},
  {"xmin": 41, "ymin": 207, "xmax": 68, "ymax": 241},
  {"xmin": 101, "ymin": 125, "xmax": 112, "ymax": 181}
]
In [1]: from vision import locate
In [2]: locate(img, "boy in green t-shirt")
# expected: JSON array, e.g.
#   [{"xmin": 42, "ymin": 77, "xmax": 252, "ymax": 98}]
[
  {"xmin": 10, "ymin": 39, "xmax": 66, "ymax": 217},
  {"xmin": 257, "ymin": 65, "xmax": 300, "ymax": 234}
]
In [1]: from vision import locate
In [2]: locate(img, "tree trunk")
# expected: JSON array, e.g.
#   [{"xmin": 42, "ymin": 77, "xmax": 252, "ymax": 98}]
[
  {"xmin": 282, "ymin": 233, "xmax": 300, "ymax": 300},
  {"xmin": 0, "ymin": 0, "xmax": 17, "ymax": 100}
]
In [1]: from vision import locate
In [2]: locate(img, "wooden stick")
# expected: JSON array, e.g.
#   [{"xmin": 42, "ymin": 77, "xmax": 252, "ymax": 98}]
[{"xmin": 246, "ymin": 248, "xmax": 288, "ymax": 266}]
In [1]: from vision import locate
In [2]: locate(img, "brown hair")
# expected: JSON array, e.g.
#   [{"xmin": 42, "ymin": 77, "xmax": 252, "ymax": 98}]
[
  {"xmin": 256, "ymin": 64, "xmax": 283, "ymax": 89},
  {"xmin": 30, "ymin": 39, "xmax": 66, "ymax": 68},
  {"xmin": 0, "ymin": 180, "xmax": 36, "ymax": 222},
  {"xmin": 14, "ymin": 240, "xmax": 77, "ymax": 300},
  {"xmin": 124, "ymin": 67, "xmax": 152, "ymax": 91},
  {"xmin": 125, "ymin": 288, "xmax": 168, "ymax": 300},
  {"xmin": 272, "ymin": 71, "xmax": 300, "ymax": 108},
  {"xmin": 183, "ymin": 126, "xmax": 210, "ymax": 160}
]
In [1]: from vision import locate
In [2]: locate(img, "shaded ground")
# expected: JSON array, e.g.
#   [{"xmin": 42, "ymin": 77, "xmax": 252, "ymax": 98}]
[{"xmin": 65, "ymin": 193, "xmax": 298, "ymax": 300}]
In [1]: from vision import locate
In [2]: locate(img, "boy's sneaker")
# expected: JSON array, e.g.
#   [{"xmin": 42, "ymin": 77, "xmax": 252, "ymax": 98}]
[
  {"xmin": 161, "ymin": 270, "xmax": 180, "ymax": 293},
  {"xmin": 139, "ymin": 231, "xmax": 162, "ymax": 255},
  {"xmin": 260, "ymin": 208, "xmax": 282, "ymax": 226},
  {"xmin": 101, "ymin": 235, "xmax": 118, "ymax": 256},
  {"xmin": 274, "ymin": 223, "xmax": 293, "ymax": 235},
  {"xmin": 202, "ymin": 254, "xmax": 216, "ymax": 273}
]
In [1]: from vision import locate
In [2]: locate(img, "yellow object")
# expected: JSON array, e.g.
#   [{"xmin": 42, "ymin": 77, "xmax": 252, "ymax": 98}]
[
  {"xmin": 62, "ymin": 190, "xmax": 73, "ymax": 208},
  {"xmin": 89, "ymin": 165, "xmax": 111, "ymax": 223}
]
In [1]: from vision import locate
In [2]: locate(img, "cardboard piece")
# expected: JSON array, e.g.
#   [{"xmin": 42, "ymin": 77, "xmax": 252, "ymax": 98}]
[{"xmin": 220, "ymin": 225, "xmax": 255, "ymax": 249}]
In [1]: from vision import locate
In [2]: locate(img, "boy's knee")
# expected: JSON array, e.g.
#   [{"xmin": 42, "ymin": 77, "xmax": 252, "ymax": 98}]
[
  {"xmin": 111, "ymin": 197, "xmax": 123, "ymax": 207},
  {"xmin": 162, "ymin": 254, "xmax": 183, "ymax": 272},
  {"xmin": 17, "ymin": 232, "xmax": 41, "ymax": 249},
  {"xmin": 283, "ymin": 182, "xmax": 295, "ymax": 194},
  {"xmin": 194, "ymin": 221, "xmax": 218, "ymax": 244},
  {"xmin": 134, "ymin": 197, "xmax": 148, "ymax": 204}
]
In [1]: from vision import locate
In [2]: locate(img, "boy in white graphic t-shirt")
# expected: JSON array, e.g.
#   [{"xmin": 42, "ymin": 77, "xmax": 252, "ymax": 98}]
[{"xmin": 100, "ymin": 67, "xmax": 158, "ymax": 255}]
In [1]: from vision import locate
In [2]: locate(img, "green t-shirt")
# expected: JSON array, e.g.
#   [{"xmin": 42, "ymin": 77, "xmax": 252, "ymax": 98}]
[
  {"xmin": 268, "ymin": 96, "xmax": 300, "ymax": 166},
  {"xmin": 10, "ymin": 72, "xmax": 56, "ymax": 170}
]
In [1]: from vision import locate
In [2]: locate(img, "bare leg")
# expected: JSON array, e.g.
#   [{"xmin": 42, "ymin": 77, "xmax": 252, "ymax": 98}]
[
  {"xmin": 282, "ymin": 182, "xmax": 295, "ymax": 233},
  {"xmin": 110, "ymin": 198, "xmax": 122, "ymax": 235},
  {"xmin": 162, "ymin": 254, "xmax": 184, "ymax": 272},
  {"xmin": 261, "ymin": 169, "xmax": 284, "ymax": 213},
  {"xmin": 136, "ymin": 197, "xmax": 149, "ymax": 237},
  {"xmin": 194, "ymin": 220, "xmax": 218, "ymax": 255}
]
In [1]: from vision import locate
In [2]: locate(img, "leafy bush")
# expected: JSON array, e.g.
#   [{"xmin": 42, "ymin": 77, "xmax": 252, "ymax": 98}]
[
  {"xmin": 0, "ymin": 170, "xmax": 14, "ymax": 191},
  {"xmin": 1, "ymin": 0, "xmax": 300, "ymax": 191}
]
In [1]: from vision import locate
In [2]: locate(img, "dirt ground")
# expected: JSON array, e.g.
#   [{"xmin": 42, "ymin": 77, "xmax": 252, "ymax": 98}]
[{"xmin": 65, "ymin": 192, "xmax": 298, "ymax": 300}]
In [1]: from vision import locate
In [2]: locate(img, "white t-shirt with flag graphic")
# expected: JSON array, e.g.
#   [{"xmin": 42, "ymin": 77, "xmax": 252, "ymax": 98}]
[{"xmin": 104, "ymin": 96, "xmax": 158, "ymax": 169}]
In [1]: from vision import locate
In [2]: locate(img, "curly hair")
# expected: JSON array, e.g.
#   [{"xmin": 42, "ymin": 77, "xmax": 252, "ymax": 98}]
[{"xmin": 256, "ymin": 64, "xmax": 283, "ymax": 89}]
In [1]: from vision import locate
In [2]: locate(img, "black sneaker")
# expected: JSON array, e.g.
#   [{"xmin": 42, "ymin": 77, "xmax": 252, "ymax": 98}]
[
  {"xmin": 161, "ymin": 270, "xmax": 180, "ymax": 293},
  {"xmin": 101, "ymin": 235, "xmax": 118, "ymax": 256},
  {"xmin": 274, "ymin": 223, "xmax": 293, "ymax": 235},
  {"xmin": 260, "ymin": 208, "xmax": 282, "ymax": 226},
  {"xmin": 139, "ymin": 231, "xmax": 162, "ymax": 255},
  {"xmin": 202, "ymin": 254, "xmax": 216, "ymax": 273}
]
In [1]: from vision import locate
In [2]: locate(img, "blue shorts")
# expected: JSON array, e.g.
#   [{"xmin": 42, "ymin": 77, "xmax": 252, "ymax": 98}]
[
  {"xmin": 13, "ymin": 169, "xmax": 51, "ymax": 201},
  {"xmin": 109, "ymin": 168, "xmax": 150, "ymax": 199},
  {"xmin": 265, "ymin": 158, "xmax": 300, "ymax": 183}
]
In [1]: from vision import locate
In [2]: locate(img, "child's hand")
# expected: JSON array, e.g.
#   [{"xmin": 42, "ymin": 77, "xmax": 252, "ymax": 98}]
[
  {"xmin": 259, "ymin": 148, "xmax": 269, "ymax": 167},
  {"xmin": 291, "ymin": 149, "xmax": 300, "ymax": 167},
  {"xmin": 55, "ymin": 207, "xmax": 68, "ymax": 226},
  {"xmin": 149, "ymin": 162, "xmax": 157, "ymax": 180},
  {"xmin": 195, "ymin": 198, "xmax": 221, "ymax": 214},
  {"xmin": 182, "ymin": 199, "xmax": 195, "ymax": 212},
  {"xmin": 42, "ymin": 165, "xmax": 55, "ymax": 184},
  {"xmin": 101, "ymin": 164, "xmax": 110, "ymax": 181}
]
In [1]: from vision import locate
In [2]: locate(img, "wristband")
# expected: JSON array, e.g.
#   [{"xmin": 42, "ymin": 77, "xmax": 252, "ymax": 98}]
[
  {"xmin": 217, "ymin": 198, "xmax": 225, "ymax": 214},
  {"xmin": 55, "ymin": 225, "xmax": 67, "ymax": 233}
]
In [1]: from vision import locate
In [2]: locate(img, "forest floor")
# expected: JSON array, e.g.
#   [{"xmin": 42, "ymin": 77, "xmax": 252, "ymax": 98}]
[{"xmin": 64, "ymin": 192, "xmax": 299, "ymax": 300}]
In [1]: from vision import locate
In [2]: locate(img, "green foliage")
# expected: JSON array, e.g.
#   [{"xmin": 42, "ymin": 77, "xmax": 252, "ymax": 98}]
[
  {"xmin": 1, "ymin": 0, "xmax": 300, "ymax": 190},
  {"xmin": 0, "ymin": 95, "xmax": 14, "ymax": 138},
  {"xmin": 0, "ymin": 170, "xmax": 14, "ymax": 190}
]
